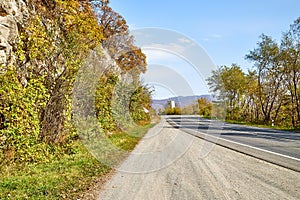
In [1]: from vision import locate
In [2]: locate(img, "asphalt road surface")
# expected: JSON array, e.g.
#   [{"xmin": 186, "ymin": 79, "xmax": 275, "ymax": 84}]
[
  {"xmin": 98, "ymin": 117, "xmax": 300, "ymax": 200},
  {"xmin": 166, "ymin": 115, "xmax": 300, "ymax": 160}
]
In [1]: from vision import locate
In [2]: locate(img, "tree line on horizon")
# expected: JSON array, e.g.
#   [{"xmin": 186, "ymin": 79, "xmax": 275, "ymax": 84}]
[{"xmin": 160, "ymin": 98, "xmax": 212, "ymax": 117}]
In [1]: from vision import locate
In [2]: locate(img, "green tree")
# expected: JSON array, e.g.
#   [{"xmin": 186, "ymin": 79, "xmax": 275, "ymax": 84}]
[
  {"xmin": 198, "ymin": 98, "xmax": 212, "ymax": 118},
  {"xmin": 242, "ymin": 70, "xmax": 260, "ymax": 122},
  {"xmin": 93, "ymin": 3, "xmax": 150, "ymax": 130},
  {"xmin": 15, "ymin": 0, "xmax": 104, "ymax": 144},
  {"xmin": 129, "ymin": 83, "xmax": 152, "ymax": 125},
  {"xmin": 163, "ymin": 101, "xmax": 181, "ymax": 115},
  {"xmin": 182, "ymin": 104, "xmax": 198, "ymax": 115},
  {"xmin": 246, "ymin": 34, "xmax": 284, "ymax": 124},
  {"xmin": 207, "ymin": 64, "xmax": 246, "ymax": 120},
  {"xmin": 207, "ymin": 17, "xmax": 300, "ymax": 128},
  {"xmin": 0, "ymin": 0, "xmax": 152, "ymax": 164},
  {"xmin": 1, "ymin": 0, "xmax": 106, "ymax": 163},
  {"xmin": 95, "ymin": 73, "xmax": 118, "ymax": 132},
  {"xmin": 280, "ymin": 17, "xmax": 300, "ymax": 127}
]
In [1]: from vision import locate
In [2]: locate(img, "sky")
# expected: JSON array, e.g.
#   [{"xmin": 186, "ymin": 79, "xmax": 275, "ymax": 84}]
[{"xmin": 109, "ymin": 0, "xmax": 300, "ymax": 99}]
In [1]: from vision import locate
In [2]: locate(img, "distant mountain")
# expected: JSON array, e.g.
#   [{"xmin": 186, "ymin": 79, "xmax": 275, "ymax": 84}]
[{"xmin": 152, "ymin": 95, "xmax": 212, "ymax": 111}]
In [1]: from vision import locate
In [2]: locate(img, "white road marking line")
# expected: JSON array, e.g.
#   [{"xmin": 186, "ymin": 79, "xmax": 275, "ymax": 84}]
[{"xmin": 168, "ymin": 119, "xmax": 300, "ymax": 162}]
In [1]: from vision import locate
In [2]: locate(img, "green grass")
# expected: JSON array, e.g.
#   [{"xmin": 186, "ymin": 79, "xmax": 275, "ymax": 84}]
[
  {"xmin": 0, "ymin": 123, "xmax": 156, "ymax": 199},
  {"xmin": 109, "ymin": 123, "xmax": 156, "ymax": 151},
  {"xmin": 0, "ymin": 142, "xmax": 110, "ymax": 199},
  {"xmin": 225, "ymin": 119, "xmax": 300, "ymax": 132}
]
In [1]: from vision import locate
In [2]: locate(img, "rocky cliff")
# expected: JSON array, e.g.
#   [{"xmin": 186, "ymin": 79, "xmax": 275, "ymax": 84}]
[{"xmin": 0, "ymin": 0, "xmax": 29, "ymax": 66}]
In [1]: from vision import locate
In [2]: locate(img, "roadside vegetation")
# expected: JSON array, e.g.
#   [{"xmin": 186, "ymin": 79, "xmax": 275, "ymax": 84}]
[
  {"xmin": 0, "ymin": 123, "xmax": 155, "ymax": 199},
  {"xmin": 0, "ymin": 0, "xmax": 154, "ymax": 199},
  {"xmin": 160, "ymin": 97, "xmax": 213, "ymax": 118},
  {"xmin": 203, "ymin": 18, "xmax": 300, "ymax": 131},
  {"xmin": 161, "ymin": 17, "xmax": 300, "ymax": 131},
  {"xmin": 207, "ymin": 17, "xmax": 300, "ymax": 129}
]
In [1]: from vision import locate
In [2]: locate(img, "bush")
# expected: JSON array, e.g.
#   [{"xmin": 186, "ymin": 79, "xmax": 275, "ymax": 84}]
[
  {"xmin": 0, "ymin": 67, "xmax": 51, "ymax": 163},
  {"xmin": 164, "ymin": 107, "xmax": 182, "ymax": 115}
]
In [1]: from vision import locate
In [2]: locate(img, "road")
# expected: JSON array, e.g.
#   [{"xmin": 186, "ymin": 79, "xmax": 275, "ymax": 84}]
[
  {"xmin": 97, "ymin": 117, "xmax": 300, "ymax": 199},
  {"xmin": 166, "ymin": 115, "xmax": 300, "ymax": 172},
  {"xmin": 167, "ymin": 115, "xmax": 300, "ymax": 159}
]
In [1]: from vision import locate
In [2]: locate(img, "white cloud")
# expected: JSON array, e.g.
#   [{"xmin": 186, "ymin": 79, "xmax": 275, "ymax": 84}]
[
  {"xmin": 142, "ymin": 42, "xmax": 187, "ymax": 55},
  {"xmin": 143, "ymin": 49, "xmax": 178, "ymax": 63},
  {"xmin": 201, "ymin": 34, "xmax": 222, "ymax": 42},
  {"xmin": 211, "ymin": 34, "xmax": 222, "ymax": 39}
]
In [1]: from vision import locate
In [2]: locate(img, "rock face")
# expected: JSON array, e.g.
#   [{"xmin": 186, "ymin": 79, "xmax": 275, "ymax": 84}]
[{"xmin": 0, "ymin": 0, "xmax": 29, "ymax": 66}]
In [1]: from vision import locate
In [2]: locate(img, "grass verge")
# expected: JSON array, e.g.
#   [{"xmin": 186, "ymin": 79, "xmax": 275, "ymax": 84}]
[
  {"xmin": 0, "ymin": 123, "xmax": 156, "ymax": 199},
  {"xmin": 225, "ymin": 119, "xmax": 300, "ymax": 132},
  {"xmin": 0, "ymin": 142, "xmax": 110, "ymax": 200},
  {"xmin": 109, "ymin": 123, "xmax": 156, "ymax": 151}
]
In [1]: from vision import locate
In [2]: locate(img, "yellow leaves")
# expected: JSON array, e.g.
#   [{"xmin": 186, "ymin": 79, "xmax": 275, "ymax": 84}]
[{"xmin": 56, "ymin": 0, "xmax": 104, "ymax": 43}]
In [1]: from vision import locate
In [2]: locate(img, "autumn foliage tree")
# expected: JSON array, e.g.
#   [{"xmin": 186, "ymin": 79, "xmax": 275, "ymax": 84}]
[
  {"xmin": 0, "ymin": 0, "xmax": 152, "ymax": 163},
  {"xmin": 207, "ymin": 17, "xmax": 300, "ymax": 128},
  {"xmin": 0, "ymin": 0, "xmax": 105, "ymax": 163},
  {"xmin": 92, "ymin": 4, "xmax": 151, "ymax": 131},
  {"xmin": 198, "ymin": 98, "xmax": 212, "ymax": 118}
]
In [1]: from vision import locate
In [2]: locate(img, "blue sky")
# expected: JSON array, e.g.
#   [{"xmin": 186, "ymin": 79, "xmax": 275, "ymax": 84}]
[{"xmin": 109, "ymin": 0, "xmax": 300, "ymax": 99}]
